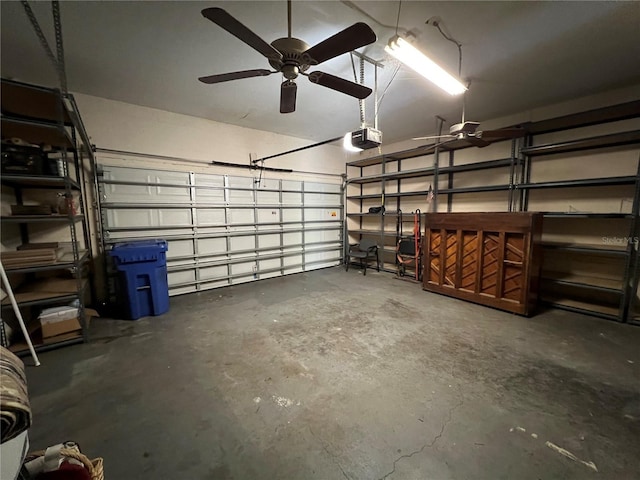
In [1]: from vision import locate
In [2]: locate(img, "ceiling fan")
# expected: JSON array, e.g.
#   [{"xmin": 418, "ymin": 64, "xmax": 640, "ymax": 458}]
[
  {"xmin": 198, "ymin": 2, "xmax": 376, "ymax": 114},
  {"xmin": 413, "ymin": 120, "xmax": 526, "ymax": 148}
]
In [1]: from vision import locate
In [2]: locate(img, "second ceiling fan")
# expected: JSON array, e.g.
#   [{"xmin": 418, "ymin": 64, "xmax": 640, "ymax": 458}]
[
  {"xmin": 413, "ymin": 120, "xmax": 526, "ymax": 148},
  {"xmin": 199, "ymin": 2, "xmax": 376, "ymax": 113}
]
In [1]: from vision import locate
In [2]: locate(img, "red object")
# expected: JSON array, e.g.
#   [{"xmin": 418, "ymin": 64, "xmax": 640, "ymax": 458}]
[{"xmin": 36, "ymin": 462, "xmax": 91, "ymax": 480}]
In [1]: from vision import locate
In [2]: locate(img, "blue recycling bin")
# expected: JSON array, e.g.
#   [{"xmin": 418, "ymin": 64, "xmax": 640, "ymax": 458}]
[{"xmin": 109, "ymin": 239, "xmax": 169, "ymax": 320}]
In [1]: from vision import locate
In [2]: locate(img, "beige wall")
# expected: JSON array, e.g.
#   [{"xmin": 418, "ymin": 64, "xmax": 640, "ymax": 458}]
[{"xmin": 74, "ymin": 93, "xmax": 347, "ymax": 181}]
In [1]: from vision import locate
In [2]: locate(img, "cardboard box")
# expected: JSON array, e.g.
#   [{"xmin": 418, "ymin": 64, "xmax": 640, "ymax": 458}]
[
  {"xmin": 40, "ymin": 308, "xmax": 98, "ymax": 340},
  {"xmin": 41, "ymin": 317, "xmax": 82, "ymax": 338}
]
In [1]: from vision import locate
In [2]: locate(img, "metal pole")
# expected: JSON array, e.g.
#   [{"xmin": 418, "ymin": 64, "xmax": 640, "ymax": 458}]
[
  {"xmin": 0, "ymin": 262, "xmax": 40, "ymax": 366},
  {"xmin": 252, "ymin": 136, "xmax": 343, "ymax": 164},
  {"xmin": 374, "ymin": 64, "xmax": 379, "ymax": 130},
  {"xmin": 433, "ymin": 116, "xmax": 445, "ymax": 213}
]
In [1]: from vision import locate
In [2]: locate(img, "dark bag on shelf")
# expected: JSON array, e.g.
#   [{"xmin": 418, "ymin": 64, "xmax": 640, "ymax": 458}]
[
  {"xmin": 1, "ymin": 143, "xmax": 58, "ymax": 176},
  {"xmin": 368, "ymin": 206, "xmax": 385, "ymax": 214}
]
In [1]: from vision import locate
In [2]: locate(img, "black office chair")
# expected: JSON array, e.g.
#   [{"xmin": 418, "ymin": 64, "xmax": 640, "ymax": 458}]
[{"xmin": 345, "ymin": 238, "xmax": 380, "ymax": 275}]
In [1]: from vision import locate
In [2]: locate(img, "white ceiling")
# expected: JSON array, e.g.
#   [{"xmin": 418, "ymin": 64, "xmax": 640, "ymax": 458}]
[{"xmin": 2, "ymin": 1, "xmax": 639, "ymax": 144}]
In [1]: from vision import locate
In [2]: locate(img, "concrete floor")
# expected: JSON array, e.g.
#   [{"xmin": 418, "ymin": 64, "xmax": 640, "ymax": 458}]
[{"xmin": 23, "ymin": 267, "xmax": 640, "ymax": 479}]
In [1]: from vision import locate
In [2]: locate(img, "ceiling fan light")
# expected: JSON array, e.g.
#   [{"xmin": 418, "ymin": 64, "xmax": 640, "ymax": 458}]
[
  {"xmin": 384, "ymin": 35, "xmax": 467, "ymax": 96},
  {"xmin": 343, "ymin": 132, "xmax": 363, "ymax": 152}
]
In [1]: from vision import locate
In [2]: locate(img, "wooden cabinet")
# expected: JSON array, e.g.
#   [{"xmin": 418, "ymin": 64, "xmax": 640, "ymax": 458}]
[{"xmin": 423, "ymin": 212, "xmax": 543, "ymax": 315}]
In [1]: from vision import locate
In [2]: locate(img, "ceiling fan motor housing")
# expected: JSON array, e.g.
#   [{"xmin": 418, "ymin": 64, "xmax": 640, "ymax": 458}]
[{"xmin": 269, "ymin": 37, "xmax": 312, "ymax": 79}]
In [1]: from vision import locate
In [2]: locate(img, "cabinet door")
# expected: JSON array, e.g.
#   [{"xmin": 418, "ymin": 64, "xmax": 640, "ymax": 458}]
[
  {"xmin": 459, "ymin": 230, "xmax": 480, "ymax": 293},
  {"xmin": 480, "ymin": 232, "xmax": 502, "ymax": 297},
  {"xmin": 480, "ymin": 231, "xmax": 526, "ymax": 301},
  {"xmin": 425, "ymin": 228, "xmax": 442, "ymax": 285},
  {"xmin": 502, "ymin": 233, "xmax": 527, "ymax": 303}
]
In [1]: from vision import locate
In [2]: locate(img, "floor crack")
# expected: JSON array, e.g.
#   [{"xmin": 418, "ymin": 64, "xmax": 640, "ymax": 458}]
[
  {"xmin": 309, "ymin": 426, "xmax": 351, "ymax": 480},
  {"xmin": 378, "ymin": 398, "xmax": 464, "ymax": 480}
]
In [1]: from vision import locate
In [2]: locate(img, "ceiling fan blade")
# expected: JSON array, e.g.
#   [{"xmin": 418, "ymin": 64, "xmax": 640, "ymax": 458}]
[
  {"xmin": 476, "ymin": 128, "xmax": 526, "ymax": 139},
  {"xmin": 303, "ymin": 23, "xmax": 376, "ymax": 65},
  {"xmin": 307, "ymin": 71, "xmax": 372, "ymax": 99},
  {"xmin": 435, "ymin": 138, "xmax": 472, "ymax": 150},
  {"xmin": 412, "ymin": 135, "xmax": 456, "ymax": 141},
  {"xmin": 201, "ymin": 8, "xmax": 283, "ymax": 62},
  {"xmin": 280, "ymin": 81, "xmax": 297, "ymax": 114},
  {"xmin": 198, "ymin": 69, "xmax": 273, "ymax": 84},
  {"xmin": 465, "ymin": 136, "xmax": 491, "ymax": 147}
]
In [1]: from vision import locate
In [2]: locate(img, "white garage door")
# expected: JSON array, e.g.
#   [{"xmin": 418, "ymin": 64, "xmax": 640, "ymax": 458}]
[{"xmin": 98, "ymin": 166, "xmax": 343, "ymax": 296}]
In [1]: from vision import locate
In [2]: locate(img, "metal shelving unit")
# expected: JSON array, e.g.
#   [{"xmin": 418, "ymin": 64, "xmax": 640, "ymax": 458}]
[
  {"xmin": 345, "ymin": 100, "xmax": 640, "ymax": 323},
  {"xmin": 345, "ymin": 134, "xmax": 520, "ymax": 273},
  {"xmin": 0, "ymin": 78, "xmax": 94, "ymax": 354},
  {"xmin": 517, "ymin": 104, "xmax": 640, "ymax": 323}
]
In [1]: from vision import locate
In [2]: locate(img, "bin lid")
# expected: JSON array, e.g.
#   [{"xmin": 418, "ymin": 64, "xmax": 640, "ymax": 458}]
[
  {"xmin": 110, "ymin": 239, "xmax": 168, "ymax": 253},
  {"xmin": 109, "ymin": 239, "xmax": 168, "ymax": 263}
]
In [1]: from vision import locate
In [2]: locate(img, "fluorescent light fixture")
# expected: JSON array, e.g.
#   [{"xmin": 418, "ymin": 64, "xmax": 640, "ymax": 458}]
[
  {"xmin": 343, "ymin": 132, "xmax": 363, "ymax": 152},
  {"xmin": 384, "ymin": 35, "xmax": 467, "ymax": 95}
]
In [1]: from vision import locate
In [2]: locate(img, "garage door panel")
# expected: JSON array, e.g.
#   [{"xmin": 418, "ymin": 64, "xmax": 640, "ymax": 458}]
[
  {"xmin": 198, "ymin": 209, "xmax": 226, "ymax": 225},
  {"xmin": 284, "ymin": 254, "xmax": 303, "ymax": 266},
  {"xmin": 257, "ymin": 208, "xmax": 280, "ymax": 224},
  {"xmin": 106, "ymin": 208, "xmax": 192, "ymax": 228},
  {"xmin": 100, "ymin": 167, "xmax": 341, "ymax": 296},
  {"xmin": 304, "ymin": 208, "xmax": 337, "ymax": 221},
  {"xmin": 229, "ymin": 209, "xmax": 254, "ymax": 225},
  {"xmin": 257, "ymin": 190, "xmax": 280, "ymax": 205},
  {"xmin": 283, "ymin": 209, "xmax": 302, "ymax": 222},
  {"xmin": 282, "ymin": 192, "xmax": 301, "ymax": 205},
  {"xmin": 103, "ymin": 184, "xmax": 191, "ymax": 204},
  {"xmin": 228, "ymin": 176, "xmax": 254, "ymax": 204},
  {"xmin": 198, "ymin": 237, "xmax": 227, "ymax": 255},
  {"xmin": 305, "ymin": 182, "xmax": 341, "ymax": 193},
  {"xmin": 195, "ymin": 174, "xmax": 224, "ymax": 188},
  {"xmin": 304, "ymin": 192, "xmax": 341, "ymax": 206},
  {"xmin": 305, "ymin": 229, "xmax": 340, "ymax": 243},
  {"xmin": 107, "ymin": 229, "xmax": 190, "ymax": 241},
  {"xmin": 170, "ymin": 285, "xmax": 197, "ymax": 295},
  {"xmin": 258, "ymin": 234, "xmax": 280, "ymax": 249},
  {"xmin": 166, "ymin": 240, "xmax": 194, "ymax": 258},
  {"xmin": 259, "ymin": 258, "xmax": 281, "ymax": 271},
  {"xmin": 231, "ymin": 262, "xmax": 256, "ymax": 277},
  {"xmin": 230, "ymin": 235, "xmax": 255, "ymax": 252},
  {"xmin": 283, "ymin": 232, "xmax": 302, "ymax": 245},
  {"xmin": 168, "ymin": 270, "xmax": 195, "ymax": 286},
  {"xmin": 199, "ymin": 280, "xmax": 230, "ymax": 290},
  {"xmin": 103, "ymin": 167, "xmax": 190, "ymax": 186},
  {"xmin": 200, "ymin": 265, "xmax": 228, "ymax": 280}
]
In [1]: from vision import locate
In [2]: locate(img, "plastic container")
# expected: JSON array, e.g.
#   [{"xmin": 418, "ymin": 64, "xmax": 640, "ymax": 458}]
[{"xmin": 109, "ymin": 239, "xmax": 169, "ymax": 320}]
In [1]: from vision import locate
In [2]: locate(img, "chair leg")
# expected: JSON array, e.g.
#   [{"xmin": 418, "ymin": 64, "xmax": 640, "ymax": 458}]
[
  {"xmin": 346, "ymin": 257, "xmax": 350, "ymax": 271},
  {"xmin": 376, "ymin": 250, "xmax": 380, "ymax": 272},
  {"xmin": 363, "ymin": 258, "xmax": 366, "ymax": 276}
]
